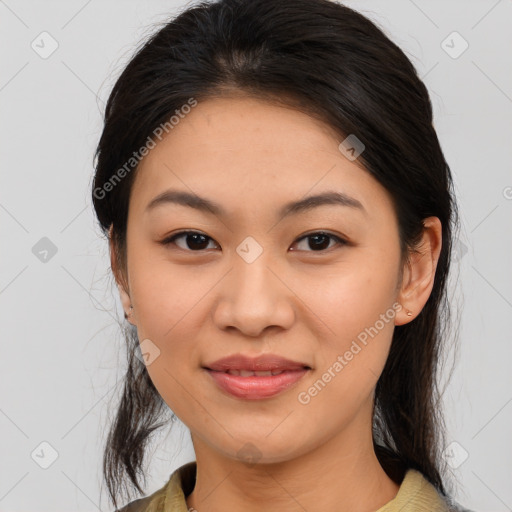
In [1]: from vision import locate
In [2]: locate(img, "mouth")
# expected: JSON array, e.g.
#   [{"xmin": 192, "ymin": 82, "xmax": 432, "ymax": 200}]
[
  {"xmin": 203, "ymin": 353, "xmax": 311, "ymax": 372},
  {"xmin": 202, "ymin": 354, "xmax": 312, "ymax": 400},
  {"xmin": 203, "ymin": 366, "xmax": 311, "ymax": 400}
]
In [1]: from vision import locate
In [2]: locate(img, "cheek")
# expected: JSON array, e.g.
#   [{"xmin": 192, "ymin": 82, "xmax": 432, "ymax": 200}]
[
  {"xmin": 127, "ymin": 259, "xmax": 213, "ymax": 411},
  {"xmin": 129, "ymin": 250, "xmax": 217, "ymax": 339},
  {"xmin": 295, "ymin": 251, "xmax": 400, "ymax": 395},
  {"xmin": 299, "ymin": 251, "xmax": 399, "ymax": 341}
]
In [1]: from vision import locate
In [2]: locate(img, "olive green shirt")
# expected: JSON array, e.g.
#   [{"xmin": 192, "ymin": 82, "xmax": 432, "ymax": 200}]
[{"xmin": 117, "ymin": 461, "xmax": 472, "ymax": 512}]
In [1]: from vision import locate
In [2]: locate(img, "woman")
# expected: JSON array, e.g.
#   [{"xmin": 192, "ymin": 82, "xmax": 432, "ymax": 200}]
[{"xmin": 92, "ymin": 0, "xmax": 473, "ymax": 510}]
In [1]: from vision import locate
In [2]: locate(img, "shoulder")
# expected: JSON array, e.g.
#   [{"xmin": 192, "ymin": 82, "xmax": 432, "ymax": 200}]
[
  {"xmin": 377, "ymin": 469, "xmax": 476, "ymax": 512},
  {"xmin": 114, "ymin": 461, "xmax": 196, "ymax": 512},
  {"xmin": 115, "ymin": 495, "xmax": 154, "ymax": 512},
  {"xmin": 410, "ymin": 469, "xmax": 477, "ymax": 512},
  {"xmin": 113, "ymin": 478, "xmax": 169, "ymax": 512}
]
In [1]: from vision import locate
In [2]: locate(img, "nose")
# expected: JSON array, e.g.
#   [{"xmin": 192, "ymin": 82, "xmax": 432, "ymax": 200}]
[{"xmin": 212, "ymin": 249, "xmax": 295, "ymax": 338}]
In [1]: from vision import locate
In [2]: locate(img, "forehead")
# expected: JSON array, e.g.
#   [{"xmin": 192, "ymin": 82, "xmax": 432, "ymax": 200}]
[
  {"xmin": 144, "ymin": 95, "xmax": 345, "ymax": 164},
  {"xmin": 129, "ymin": 96, "xmax": 393, "ymax": 222}
]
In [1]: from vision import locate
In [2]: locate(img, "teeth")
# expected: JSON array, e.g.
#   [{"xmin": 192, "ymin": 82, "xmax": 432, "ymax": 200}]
[{"xmin": 225, "ymin": 369, "xmax": 286, "ymax": 377}]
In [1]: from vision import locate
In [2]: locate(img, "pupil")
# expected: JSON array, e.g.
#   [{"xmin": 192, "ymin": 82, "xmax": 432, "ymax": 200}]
[
  {"xmin": 309, "ymin": 234, "xmax": 329, "ymax": 250},
  {"xmin": 188, "ymin": 233, "xmax": 208, "ymax": 250}
]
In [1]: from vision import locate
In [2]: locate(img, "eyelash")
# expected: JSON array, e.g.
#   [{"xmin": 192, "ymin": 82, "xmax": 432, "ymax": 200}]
[{"xmin": 159, "ymin": 230, "xmax": 348, "ymax": 253}]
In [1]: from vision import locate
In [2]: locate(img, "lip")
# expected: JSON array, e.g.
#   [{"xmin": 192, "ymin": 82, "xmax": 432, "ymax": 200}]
[
  {"xmin": 203, "ymin": 354, "xmax": 311, "ymax": 400},
  {"xmin": 204, "ymin": 353, "xmax": 311, "ymax": 372}
]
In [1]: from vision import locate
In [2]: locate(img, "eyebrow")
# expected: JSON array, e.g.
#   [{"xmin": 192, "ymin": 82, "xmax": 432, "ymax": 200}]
[{"xmin": 145, "ymin": 189, "xmax": 366, "ymax": 218}]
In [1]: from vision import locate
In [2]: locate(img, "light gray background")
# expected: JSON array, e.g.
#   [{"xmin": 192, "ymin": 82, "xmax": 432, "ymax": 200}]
[{"xmin": 1, "ymin": 0, "xmax": 511, "ymax": 510}]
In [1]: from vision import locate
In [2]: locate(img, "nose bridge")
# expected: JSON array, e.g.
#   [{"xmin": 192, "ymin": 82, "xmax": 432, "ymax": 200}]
[
  {"xmin": 213, "ymin": 237, "xmax": 295, "ymax": 336},
  {"xmin": 231, "ymin": 239, "xmax": 277, "ymax": 308}
]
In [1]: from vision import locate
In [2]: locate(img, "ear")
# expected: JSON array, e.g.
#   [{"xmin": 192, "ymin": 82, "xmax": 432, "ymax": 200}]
[
  {"xmin": 395, "ymin": 216, "xmax": 443, "ymax": 326},
  {"xmin": 109, "ymin": 225, "xmax": 136, "ymax": 326}
]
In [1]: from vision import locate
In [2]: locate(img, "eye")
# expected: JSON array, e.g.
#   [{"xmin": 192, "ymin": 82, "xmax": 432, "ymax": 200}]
[
  {"xmin": 160, "ymin": 230, "xmax": 347, "ymax": 253},
  {"xmin": 160, "ymin": 231, "xmax": 219, "ymax": 251},
  {"xmin": 290, "ymin": 231, "xmax": 347, "ymax": 252}
]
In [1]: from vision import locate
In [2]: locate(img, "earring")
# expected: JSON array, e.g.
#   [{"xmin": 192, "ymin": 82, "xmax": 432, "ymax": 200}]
[
  {"xmin": 124, "ymin": 305, "xmax": 134, "ymax": 319},
  {"xmin": 400, "ymin": 303, "xmax": 413, "ymax": 317}
]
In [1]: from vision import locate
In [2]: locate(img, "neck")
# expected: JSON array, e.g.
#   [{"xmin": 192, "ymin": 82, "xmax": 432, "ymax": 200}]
[{"xmin": 185, "ymin": 413, "xmax": 400, "ymax": 512}]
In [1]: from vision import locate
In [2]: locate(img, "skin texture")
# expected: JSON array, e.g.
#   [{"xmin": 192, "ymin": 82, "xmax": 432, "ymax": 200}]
[{"xmin": 111, "ymin": 95, "xmax": 442, "ymax": 512}]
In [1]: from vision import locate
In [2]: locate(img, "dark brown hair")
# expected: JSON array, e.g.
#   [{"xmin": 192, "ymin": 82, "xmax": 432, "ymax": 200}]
[{"xmin": 91, "ymin": 0, "xmax": 460, "ymax": 509}]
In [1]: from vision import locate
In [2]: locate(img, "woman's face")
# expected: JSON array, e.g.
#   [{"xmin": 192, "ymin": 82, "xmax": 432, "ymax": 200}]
[{"xmin": 117, "ymin": 95, "xmax": 409, "ymax": 463}]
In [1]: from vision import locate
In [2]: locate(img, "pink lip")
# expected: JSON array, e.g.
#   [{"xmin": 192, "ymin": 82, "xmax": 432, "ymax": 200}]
[
  {"xmin": 203, "ymin": 353, "xmax": 311, "ymax": 400},
  {"xmin": 205, "ymin": 368, "xmax": 310, "ymax": 400},
  {"xmin": 204, "ymin": 353, "xmax": 311, "ymax": 372}
]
